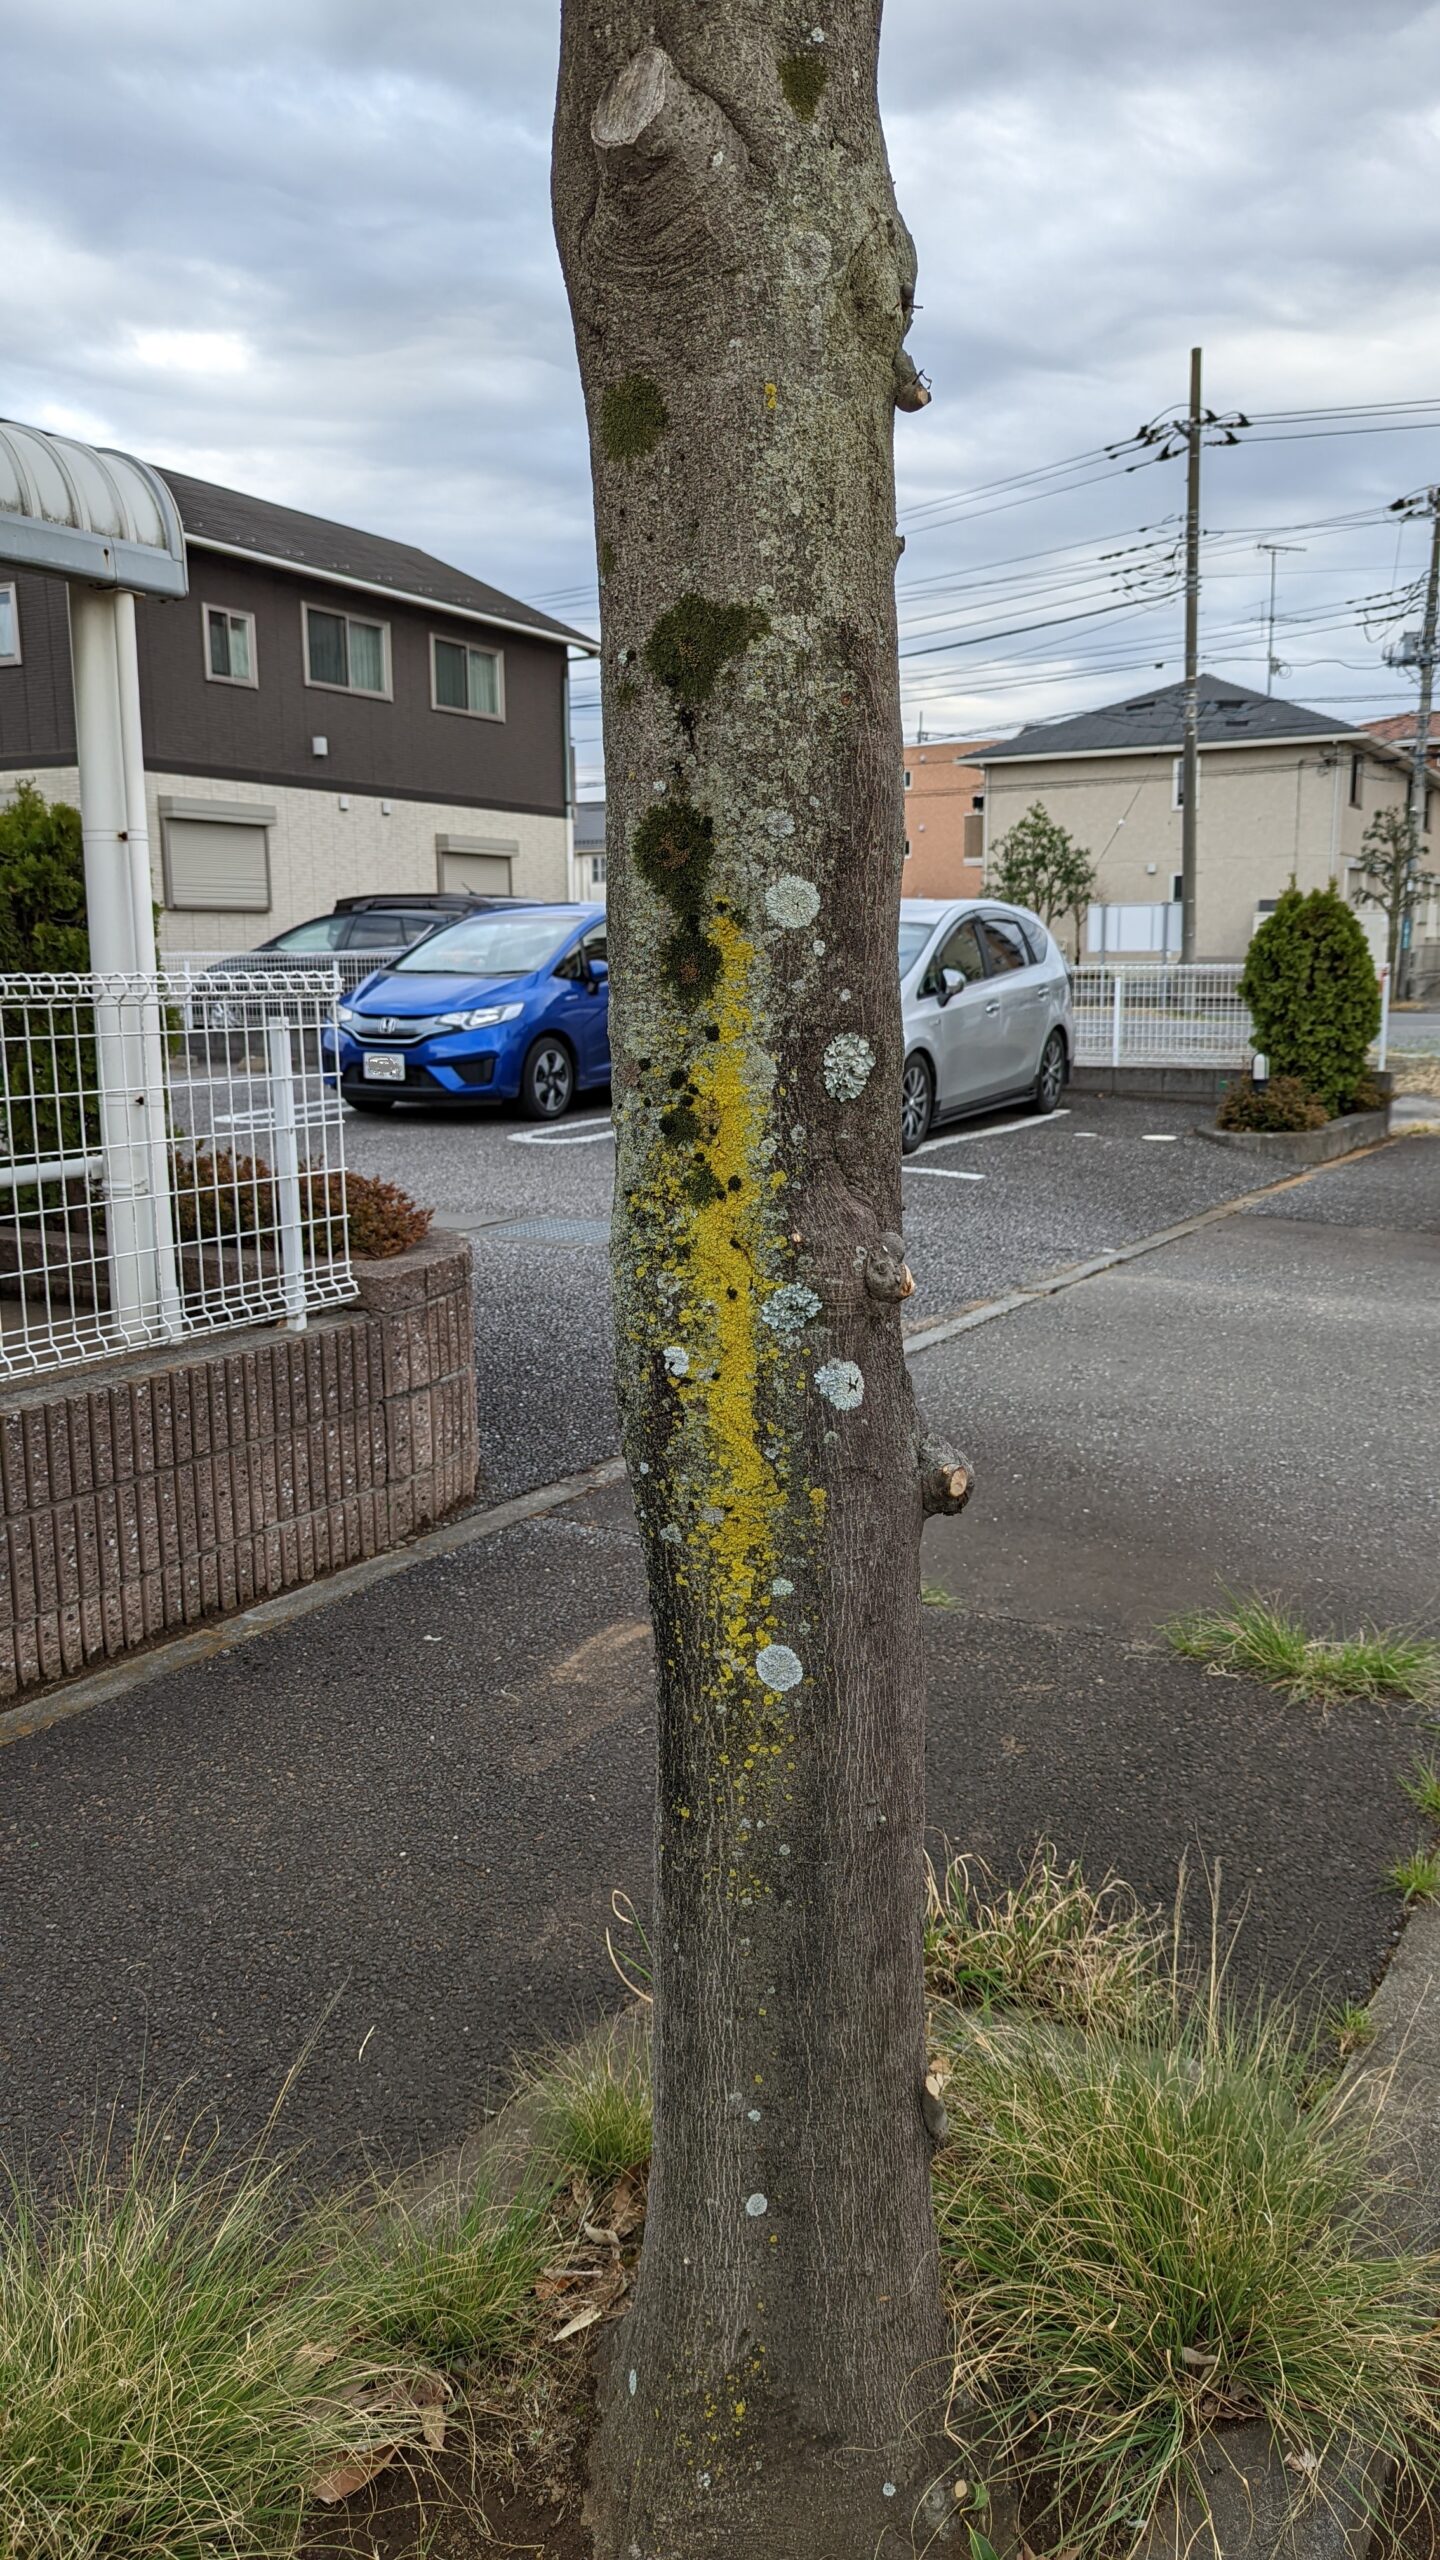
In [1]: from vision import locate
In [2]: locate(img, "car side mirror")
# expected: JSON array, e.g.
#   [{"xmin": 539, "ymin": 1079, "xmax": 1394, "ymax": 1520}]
[
  {"xmin": 587, "ymin": 957, "xmax": 609, "ymax": 985},
  {"xmin": 938, "ymin": 965, "xmax": 963, "ymax": 1007}
]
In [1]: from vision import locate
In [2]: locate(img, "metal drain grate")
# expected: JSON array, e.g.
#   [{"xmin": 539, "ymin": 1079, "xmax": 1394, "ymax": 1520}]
[{"xmin": 482, "ymin": 1217, "xmax": 611, "ymax": 1245}]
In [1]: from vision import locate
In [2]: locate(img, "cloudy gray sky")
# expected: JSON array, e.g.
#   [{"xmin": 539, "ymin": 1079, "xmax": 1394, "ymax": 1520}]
[{"xmin": 7, "ymin": 0, "xmax": 1440, "ymax": 788}]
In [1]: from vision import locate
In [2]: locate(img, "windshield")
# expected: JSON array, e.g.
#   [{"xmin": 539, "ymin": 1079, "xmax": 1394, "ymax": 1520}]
[
  {"xmin": 392, "ymin": 912, "xmax": 566, "ymax": 977},
  {"xmin": 898, "ymin": 918, "xmax": 933, "ymax": 977}
]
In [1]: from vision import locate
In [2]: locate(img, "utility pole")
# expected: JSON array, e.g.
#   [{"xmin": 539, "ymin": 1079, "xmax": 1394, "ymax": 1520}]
[
  {"xmin": 1257, "ymin": 541, "xmax": 1304, "ymax": 693},
  {"xmin": 1387, "ymin": 485, "xmax": 1440, "ymax": 1000},
  {"xmin": 1180, "ymin": 347, "xmax": 1202, "ymax": 962},
  {"xmin": 1125, "ymin": 366, "xmax": 1247, "ymax": 967},
  {"xmin": 1406, "ymin": 495, "xmax": 1440, "ymax": 1001}
]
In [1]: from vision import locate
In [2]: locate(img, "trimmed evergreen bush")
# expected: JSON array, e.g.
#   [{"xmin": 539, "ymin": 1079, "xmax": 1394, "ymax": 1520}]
[{"xmin": 1238, "ymin": 885, "xmax": 1380, "ymax": 1115}]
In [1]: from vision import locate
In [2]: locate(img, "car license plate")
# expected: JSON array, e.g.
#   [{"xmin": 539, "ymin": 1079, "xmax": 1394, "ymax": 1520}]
[{"xmin": 362, "ymin": 1052, "xmax": 405, "ymax": 1083}]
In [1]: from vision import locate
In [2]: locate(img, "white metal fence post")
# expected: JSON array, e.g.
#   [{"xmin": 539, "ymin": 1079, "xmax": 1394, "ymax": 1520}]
[
  {"xmin": 265, "ymin": 1019, "xmax": 308, "ymax": 1331},
  {"xmin": 1377, "ymin": 962, "xmax": 1391, "ymax": 1071},
  {"xmin": 1110, "ymin": 971, "xmax": 1124, "ymax": 1068},
  {"xmin": 70, "ymin": 586, "xmax": 153, "ymax": 1343},
  {"xmin": 114, "ymin": 589, "xmax": 184, "ymax": 1340}
]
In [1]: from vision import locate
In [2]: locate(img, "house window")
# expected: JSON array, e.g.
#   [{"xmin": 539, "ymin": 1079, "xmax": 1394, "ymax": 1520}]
[
  {"xmin": 903, "ymin": 769, "xmax": 911, "ymax": 790},
  {"xmin": 590, "ymin": 853, "xmax": 607, "ymax": 886},
  {"xmin": 204, "ymin": 604, "xmax": 256, "ymax": 687},
  {"xmin": 0, "ymin": 583, "xmax": 19, "ymax": 665},
  {"xmin": 431, "ymin": 634, "xmax": 504, "ymax": 720},
  {"xmin": 159, "ymin": 798, "xmax": 274, "ymax": 913},
  {"xmin": 904, "ymin": 837, "xmax": 912, "ymax": 861},
  {"xmin": 1349, "ymin": 752, "xmax": 1364, "ymax": 809},
  {"xmin": 303, "ymin": 604, "xmax": 390, "ymax": 697},
  {"xmin": 1172, "ymin": 756, "xmax": 1188, "ymax": 809},
  {"xmin": 1172, "ymin": 873, "xmax": 1184, "ymax": 903}
]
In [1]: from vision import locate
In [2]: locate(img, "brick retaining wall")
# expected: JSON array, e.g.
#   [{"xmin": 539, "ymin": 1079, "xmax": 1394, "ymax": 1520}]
[{"xmin": 0, "ymin": 1229, "xmax": 477, "ymax": 1700}]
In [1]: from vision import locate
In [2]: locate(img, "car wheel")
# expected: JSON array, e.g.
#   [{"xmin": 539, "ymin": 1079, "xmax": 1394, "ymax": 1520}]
[
  {"xmin": 900, "ymin": 1053, "xmax": 934, "ymax": 1154},
  {"xmin": 1032, "ymin": 1029, "xmax": 1066, "ymax": 1115},
  {"xmin": 520, "ymin": 1037, "xmax": 575, "ymax": 1120},
  {"xmin": 347, "ymin": 1092, "xmax": 397, "ymax": 1115}
]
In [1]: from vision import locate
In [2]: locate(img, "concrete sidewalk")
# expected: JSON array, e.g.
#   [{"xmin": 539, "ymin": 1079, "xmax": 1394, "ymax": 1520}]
[{"xmin": 0, "ymin": 1137, "xmax": 1434, "ymax": 2184}]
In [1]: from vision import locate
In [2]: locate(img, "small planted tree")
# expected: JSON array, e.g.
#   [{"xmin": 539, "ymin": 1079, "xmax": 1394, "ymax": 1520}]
[
  {"xmin": 1239, "ymin": 884, "xmax": 1381, "ymax": 1116},
  {"xmin": 1352, "ymin": 806, "xmax": 1438, "ymax": 980},
  {"xmin": 989, "ymin": 801, "xmax": 1097, "ymax": 956}
]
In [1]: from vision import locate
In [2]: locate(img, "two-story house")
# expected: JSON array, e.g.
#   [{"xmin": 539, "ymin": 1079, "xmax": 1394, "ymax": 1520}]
[
  {"xmin": 0, "ymin": 468, "xmax": 594, "ymax": 951},
  {"xmin": 976, "ymin": 674, "xmax": 1439, "ymax": 977}
]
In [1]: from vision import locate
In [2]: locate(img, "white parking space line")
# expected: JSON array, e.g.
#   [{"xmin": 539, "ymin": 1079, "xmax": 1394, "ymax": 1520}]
[
  {"xmin": 901, "ymin": 1165, "xmax": 986, "ymax": 1182},
  {"xmin": 509, "ymin": 1124, "xmax": 616, "ymax": 1147},
  {"xmin": 1142, "ymin": 1133, "xmax": 1179, "ymax": 1143},
  {"xmin": 917, "ymin": 1109, "xmax": 1068, "ymax": 1155}
]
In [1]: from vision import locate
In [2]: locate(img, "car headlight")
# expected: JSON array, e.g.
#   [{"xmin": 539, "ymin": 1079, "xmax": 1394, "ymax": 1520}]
[
  {"xmin": 437, "ymin": 1003, "xmax": 525, "ymax": 1031},
  {"xmin": 337, "ymin": 1006, "xmax": 362, "ymax": 1029}
]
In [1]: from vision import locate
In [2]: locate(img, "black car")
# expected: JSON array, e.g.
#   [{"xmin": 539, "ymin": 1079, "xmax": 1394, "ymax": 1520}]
[{"xmin": 182, "ymin": 894, "xmax": 531, "ymax": 1038}]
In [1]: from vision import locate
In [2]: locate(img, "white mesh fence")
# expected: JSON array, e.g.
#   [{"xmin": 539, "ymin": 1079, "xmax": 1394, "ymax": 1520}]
[
  {"xmin": 1070, "ymin": 964, "xmax": 1253, "ymax": 1066},
  {"xmin": 0, "ymin": 969, "xmax": 355, "ymax": 1382}
]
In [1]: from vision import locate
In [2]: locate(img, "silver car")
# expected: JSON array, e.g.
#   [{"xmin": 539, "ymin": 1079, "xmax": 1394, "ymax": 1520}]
[{"xmin": 898, "ymin": 897, "xmax": 1073, "ymax": 1153}]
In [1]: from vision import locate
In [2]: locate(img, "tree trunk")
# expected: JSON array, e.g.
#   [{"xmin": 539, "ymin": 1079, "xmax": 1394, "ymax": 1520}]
[{"xmin": 553, "ymin": 15, "xmax": 967, "ymax": 2554}]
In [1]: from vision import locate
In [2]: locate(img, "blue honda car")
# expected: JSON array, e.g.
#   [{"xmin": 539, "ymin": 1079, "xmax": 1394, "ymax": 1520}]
[{"xmin": 323, "ymin": 903, "xmax": 609, "ymax": 1118}]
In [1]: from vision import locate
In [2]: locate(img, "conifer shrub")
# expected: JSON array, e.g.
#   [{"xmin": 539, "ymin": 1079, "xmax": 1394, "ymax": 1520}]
[{"xmin": 1238, "ymin": 885, "xmax": 1380, "ymax": 1114}]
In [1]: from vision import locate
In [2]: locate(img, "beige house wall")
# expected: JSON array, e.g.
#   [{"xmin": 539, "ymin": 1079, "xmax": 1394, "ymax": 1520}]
[
  {"xmin": 982, "ymin": 740, "xmax": 1426, "ymax": 960},
  {"xmin": 4, "ymin": 767, "xmax": 571, "ymax": 954}
]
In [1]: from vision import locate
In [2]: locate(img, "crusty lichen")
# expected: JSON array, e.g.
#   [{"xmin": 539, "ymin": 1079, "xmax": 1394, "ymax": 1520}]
[{"xmin": 599, "ymin": 373, "xmax": 670, "ymax": 462}]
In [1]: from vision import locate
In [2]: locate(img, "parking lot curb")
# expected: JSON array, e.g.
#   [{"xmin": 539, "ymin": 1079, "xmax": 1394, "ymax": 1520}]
[{"xmin": 899, "ymin": 1131, "xmax": 1400, "ymax": 1359}]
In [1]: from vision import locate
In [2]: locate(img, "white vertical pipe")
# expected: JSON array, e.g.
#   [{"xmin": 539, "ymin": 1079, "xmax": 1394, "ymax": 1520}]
[
  {"xmin": 70, "ymin": 586, "xmax": 150, "ymax": 1340},
  {"xmin": 1378, "ymin": 962, "xmax": 1391, "ymax": 1072},
  {"xmin": 266, "ymin": 1020, "xmax": 307, "ymax": 1330},
  {"xmin": 1110, "ymin": 971, "xmax": 1124, "ymax": 1069},
  {"xmin": 113, "ymin": 588, "xmax": 183, "ymax": 1337}
]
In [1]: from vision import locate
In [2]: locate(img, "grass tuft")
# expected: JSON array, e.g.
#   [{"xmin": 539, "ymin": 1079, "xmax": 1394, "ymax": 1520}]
[
  {"xmin": 335, "ymin": 2178, "xmax": 549, "ymax": 2370},
  {"xmin": 1404, "ymin": 1760, "xmax": 1440, "ymax": 1822},
  {"xmin": 1164, "ymin": 1593, "xmax": 1439, "ymax": 1706},
  {"xmin": 925, "ymin": 1846, "xmax": 1171, "ymax": 2039},
  {"xmin": 935, "ymin": 2004, "xmax": 1440, "ymax": 2554},
  {"xmin": 525, "ymin": 2038, "xmax": 653, "ymax": 2184},
  {"xmin": 1330, "ymin": 1999, "xmax": 1377, "ymax": 2060},
  {"xmin": 0, "ymin": 2109, "xmax": 555, "ymax": 2560},
  {"xmin": 1388, "ymin": 1844, "xmax": 1440, "ymax": 1905}
]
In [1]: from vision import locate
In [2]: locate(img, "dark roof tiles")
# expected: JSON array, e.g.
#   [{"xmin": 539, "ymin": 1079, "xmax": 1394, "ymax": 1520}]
[
  {"xmin": 982, "ymin": 675, "xmax": 1358, "ymax": 761},
  {"xmin": 158, "ymin": 468, "xmax": 592, "ymax": 650}
]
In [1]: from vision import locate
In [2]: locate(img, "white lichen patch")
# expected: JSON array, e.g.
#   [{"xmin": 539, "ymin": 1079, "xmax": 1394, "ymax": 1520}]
[
  {"xmin": 761, "ymin": 808, "xmax": 797, "ymax": 840},
  {"xmin": 745, "ymin": 2193, "xmax": 768, "ymax": 2218},
  {"xmin": 756, "ymin": 1642, "xmax": 803, "ymax": 1692},
  {"xmin": 770, "ymin": 1575, "xmax": 795, "ymax": 1597},
  {"xmin": 815, "ymin": 1359, "xmax": 864, "ymax": 1410},
  {"xmin": 764, "ymin": 873, "xmax": 820, "ymax": 929},
  {"xmin": 660, "ymin": 1523, "xmax": 682, "ymax": 1546},
  {"xmin": 663, "ymin": 1344, "xmax": 690, "ymax": 1378},
  {"xmin": 823, "ymin": 1032, "xmax": 875, "ymax": 1099},
  {"xmin": 761, "ymin": 1282, "xmax": 821, "ymax": 1335}
]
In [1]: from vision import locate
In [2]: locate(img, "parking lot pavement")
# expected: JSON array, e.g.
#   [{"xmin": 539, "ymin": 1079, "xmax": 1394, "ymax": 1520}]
[
  {"xmin": 1, "ymin": 1134, "xmax": 1430, "ymax": 2183},
  {"xmin": 919, "ymin": 1133, "xmax": 1439, "ymax": 1638},
  {"xmin": 341, "ymin": 1092, "xmax": 1283, "ymax": 1498}
]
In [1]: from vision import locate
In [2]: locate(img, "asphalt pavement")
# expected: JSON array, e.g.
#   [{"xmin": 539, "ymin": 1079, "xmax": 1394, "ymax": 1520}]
[
  {"xmin": 1, "ymin": 1124, "xmax": 1433, "ymax": 2182},
  {"xmin": 341, "ymin": 1090, "xmax": 1291, "ymax": 1500}
]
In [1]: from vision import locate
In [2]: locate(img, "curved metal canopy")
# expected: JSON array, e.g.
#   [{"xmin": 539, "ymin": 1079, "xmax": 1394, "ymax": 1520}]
[{"xmin": 0, "ymin": 417, "xmax": 187, "ymax": 596}]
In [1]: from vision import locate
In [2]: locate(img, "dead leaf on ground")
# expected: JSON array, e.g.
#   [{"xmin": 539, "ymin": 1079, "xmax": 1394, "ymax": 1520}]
[
  {"xmin": 607, "ymin": 2168, "xmax": 647, "ymax": 2237},
  {"xmin": 308, "ymin": 2365, "xmax": 451, "ymax": 2505},
  {"xmin": 293, "ymin": 2340, "xmax": 342, "ymax": 2373}
]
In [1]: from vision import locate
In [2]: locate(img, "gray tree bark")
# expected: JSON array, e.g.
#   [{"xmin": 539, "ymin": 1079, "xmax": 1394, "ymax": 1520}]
[{"xmin": 553, "ymin": 13, "xmax": 967, "ymax": 2554}]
